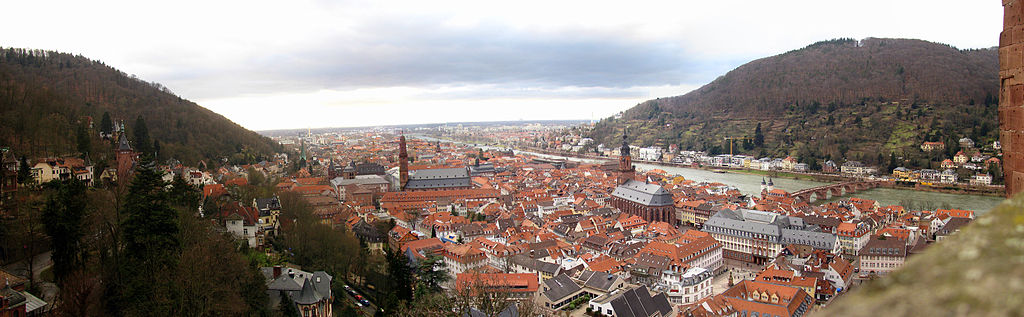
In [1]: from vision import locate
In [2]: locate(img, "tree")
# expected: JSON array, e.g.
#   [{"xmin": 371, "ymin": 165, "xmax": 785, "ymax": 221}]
[
  {"xmin": 42, "ymin": 178, "xmax": 89, "ymax": 282},
  {"xmin": 133, "ymin": 116, "xmax": 152, "ymax": 156},
  {"xmin": 887, "ymin": 152, "xmax": 898, "ymax": 172},
  {"xmin": 167, "ymin": 173, "xmax": 200, "ymax": 210},
  {"xmin": 99, "ymin": 112, "xmax": 113, "ymax": 136},
  {"xmin": 76, "ymin": 123, "xmax": 91, "ymax": 157},
  {"xmin": 122, "ymin": 156, "xmax": 179, "ymax": 265},
  {"xmin": 11, "ymin": 191, "xmax": 45, "ymax": 292},
  {"xmin": 18, "ymin": 155, "xmax": 30, "ymax": 184},
  {"xmin": 753, "ymin": 123, "xmax": 764, "ymax": 147},
  {"xmin": 112, "ymin": 156, "xmax": 180, "ymax": 315},
  {"xmin": 247, "ymin": 167, "xmax": 266, "ymax": 187},
  {"xmin": 279, "ymin": 292, "xmax": 300, "ymax": 317},
  {"xmin": 989, "ymin": 161, "xmax": 1004, "ymax": 185},
  {"xmin": 415, "ymin": 255, "xmax": 450, "ymax": 296},
  {"xmin": 383, "ymin": 245, "xmax": 413, "ymax": 313},
  {"xmin": 153, "ymin": 139, "xmax": 161, "ymax": 160}
]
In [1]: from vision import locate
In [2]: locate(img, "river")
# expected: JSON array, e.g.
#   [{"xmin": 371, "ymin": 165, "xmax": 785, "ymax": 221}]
[{"xmin": 413, "ymin": 135, "xmax": 1006, "ymax": 214}]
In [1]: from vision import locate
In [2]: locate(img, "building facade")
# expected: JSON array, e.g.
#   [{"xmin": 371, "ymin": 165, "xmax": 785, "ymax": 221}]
[{"xmin": 702, "ymin": 209, "xmax": 838, "ymax": 264}]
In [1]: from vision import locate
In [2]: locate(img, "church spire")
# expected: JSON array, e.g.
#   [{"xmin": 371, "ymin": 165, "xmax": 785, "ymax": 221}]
[
  {"xmin": 399, "ymin": 132, "xmax": 409, "ymax": 189},
  {"xmin": 618, "ymin": 127, "xmax": 634, "ymax": 184},
  {"xmin": 620, "ymin": 126, "xmax": 631, "ymax": 157}
]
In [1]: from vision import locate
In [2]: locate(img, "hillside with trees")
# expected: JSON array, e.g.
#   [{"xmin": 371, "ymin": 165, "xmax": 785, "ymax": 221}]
[
  {"xmin": 0, "ymin": 47, "xmax": 281, "ymax": 165},
  {"xmin": 586, "ymin": 38, "xmax": 999, "ymax": 169}
]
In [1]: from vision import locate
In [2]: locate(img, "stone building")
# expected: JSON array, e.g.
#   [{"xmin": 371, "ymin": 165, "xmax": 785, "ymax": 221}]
[{"xmin": 609, "ymin": 130, "xmax": 676, "ymax": 225}]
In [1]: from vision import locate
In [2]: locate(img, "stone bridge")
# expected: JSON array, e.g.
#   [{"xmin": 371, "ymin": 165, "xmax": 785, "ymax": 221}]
[{"xmin": 791, "ymin": 180, "xmax": 885, "ymax": 202}]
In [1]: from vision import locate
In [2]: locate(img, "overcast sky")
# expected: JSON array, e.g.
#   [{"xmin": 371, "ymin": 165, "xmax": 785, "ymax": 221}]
[{"xmin": 0, "ymin": 0, "xmax": 1002, "ymax": 131}]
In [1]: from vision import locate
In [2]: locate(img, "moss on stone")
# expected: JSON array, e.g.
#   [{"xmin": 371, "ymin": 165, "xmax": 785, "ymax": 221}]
[{"xmin": 824, "ymin": 193, "xmax": 1024, "ymax": 316}]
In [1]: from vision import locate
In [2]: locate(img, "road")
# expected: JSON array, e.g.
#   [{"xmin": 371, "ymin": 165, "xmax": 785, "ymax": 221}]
[
  {"xmin": 340, "ymin": 284, "xmax": 378, "ymax": 316},
  {"xmin": 2, "ymin": 251, "xmax": 58, "ymax": 308}
]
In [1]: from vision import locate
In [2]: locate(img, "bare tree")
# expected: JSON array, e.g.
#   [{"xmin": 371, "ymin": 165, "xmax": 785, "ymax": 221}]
[
  {"xmin": 12, "ymin": 191, "xmax": 44, "ymax": 292},
  {"xmin": 53, "ymin": 269, "xmax": 101, "ymax": 317}
]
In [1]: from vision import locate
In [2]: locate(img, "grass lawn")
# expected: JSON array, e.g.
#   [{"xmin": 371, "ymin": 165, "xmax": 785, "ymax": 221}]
[{"xmin": 39, "ymin": 267, "xmax": 54, "ymax": 282}]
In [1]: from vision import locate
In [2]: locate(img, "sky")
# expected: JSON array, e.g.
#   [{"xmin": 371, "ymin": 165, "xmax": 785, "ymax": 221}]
[{"xmin": 0, "ymin": 0, "xmax": 1003, "ymax": 131}]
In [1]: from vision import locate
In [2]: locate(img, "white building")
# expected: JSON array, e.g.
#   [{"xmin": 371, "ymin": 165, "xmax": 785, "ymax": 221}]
[
  {"xmin": 659, "ymin": 267, "xmax": 713, "ymax": 306},
  {"xmin": 637, "ymin": 147, "xmax": 664, "ymax": 162},
  {"xmin": 940, "ymin": 169, "xmax": 958, "ymax": 184},
  {"xmin": 858, "ymin": 238, "xmax": 907, "ymax": 275},
  {"xmin": 970, "ymin": 173, "xmax": 992, "ymax": 186},
  {"xmin": 226, "ymin": 213, "xmax": 259, "ymax": 248}
]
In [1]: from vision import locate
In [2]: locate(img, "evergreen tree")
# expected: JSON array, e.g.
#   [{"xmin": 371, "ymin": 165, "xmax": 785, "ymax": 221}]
[
  {"xmin": 989, "ymin": 161, "xmax": 1004, "ymax": 185},
  {"xmin": 17, "ymin": 155, "xmax": 30, "ymax": 184},
  {"xmin": 42, "ymin": 178, "xmax": 88, "ymax": 282},
  {"xmin": 100, "ymin": 111, "xmax": 113, "ymax": 136},
  {"xmin": 123, "ymin": 156, "xmax": 179, "ymax": 263},
  {"xmin": 168, "ymin": 173, "xmax": 200, "ymax": 210},
  {"xmin": 115, "ymin": 156, "xmax": 180, "ymax": 314},
  {"xmin": 753, "ymin": 123, "xmax": 764, "ymax": 147},
  {"xmin": 153, "ymin": 139, "xmax": 161, "ymax": 159},
  {"xmin": 133, "ymin": 116, "xmax": 153, "ymax": 156},
  {"xmin": 279, "ymin": 292, "xmax": 299, "ymax": 317},
  {"xmin": 384, "ymin": 246, "xmax": 413, "ymax": 312},
  {"xmin": 75, "ymin": 123, "xmax": 91, "ymax": 157},
  {"xmin": 888, "ymin": 152, "xmax": 898, "ymax": 172},
  {"xmin": 415, "ymin": 255, "xmax": 450, "ymax": 296}
]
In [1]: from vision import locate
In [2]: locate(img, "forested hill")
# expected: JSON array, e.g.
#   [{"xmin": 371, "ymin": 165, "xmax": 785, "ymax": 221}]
[
  {"xmin": 0, "ymin": 48, "xmax": 281, "ymax": 164},
  {"xmin": 587, "ymin": 38, "xmax": 999, "ymax": 169}
]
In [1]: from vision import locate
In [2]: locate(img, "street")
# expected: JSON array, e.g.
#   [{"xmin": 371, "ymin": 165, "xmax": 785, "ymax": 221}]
[{"xmin": 2, "ymin": 250, "xmax": 57, "ymax": 307}]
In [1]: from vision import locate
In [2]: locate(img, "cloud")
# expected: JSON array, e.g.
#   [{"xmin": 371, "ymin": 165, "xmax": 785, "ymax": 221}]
[
  {"xmin": 0, "ymin": 0, "xmax": 1002, "ymax": 129},
  {"xmin": 159, "ymin": 19, "xmax": 706, "ymax": 100}
]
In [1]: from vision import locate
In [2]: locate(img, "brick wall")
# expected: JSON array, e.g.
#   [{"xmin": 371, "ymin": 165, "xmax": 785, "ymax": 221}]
[{"xmin": 1002, "ymin": 0, "xmax": 1024, "ymax": 196}]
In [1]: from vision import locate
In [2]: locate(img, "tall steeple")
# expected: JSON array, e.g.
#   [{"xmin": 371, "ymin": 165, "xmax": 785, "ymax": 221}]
[
  {"xmin": 618, "ymin": 127, "xmax": 635, "ymax": 184},
  {"xmin": 399, "ymin": 133, "xmax": 409, "ymax": 189}
]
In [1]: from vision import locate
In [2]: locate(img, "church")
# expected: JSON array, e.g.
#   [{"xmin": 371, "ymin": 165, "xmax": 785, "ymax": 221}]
[
  {"xmin": 608, "ymin": 131, "xmax": 676, "ymax": 225},
  {"xmin": 396, "ymin": 135, "xmax": 472, "ymax": 192}
]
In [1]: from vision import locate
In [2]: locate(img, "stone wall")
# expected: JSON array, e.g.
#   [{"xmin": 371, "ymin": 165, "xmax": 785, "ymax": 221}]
[
  {"xmin": 823, "ymin": 192, "xmax": 1024, "ymax": 316},
  {"xmin": 1002, "ymin": 0, "xmax": 1024, "ymax": 197}
]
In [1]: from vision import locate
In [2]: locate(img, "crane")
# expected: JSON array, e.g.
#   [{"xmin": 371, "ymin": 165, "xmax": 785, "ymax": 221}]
[{"xmin": 723, "ymin": 136, "xmax": 752, "ymax": 157}]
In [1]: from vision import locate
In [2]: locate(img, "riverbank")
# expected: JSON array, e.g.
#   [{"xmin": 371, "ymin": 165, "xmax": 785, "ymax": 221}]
[{"xmin": 514, "ymin": 146, "xmax": 1005, "ymax": 197}]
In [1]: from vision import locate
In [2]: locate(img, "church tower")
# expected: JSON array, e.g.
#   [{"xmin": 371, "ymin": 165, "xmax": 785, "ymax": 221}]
[
  {"xmin": 399, "ymin": 134, "xmax": 409, "ymax": 189},
  {"xmin": 618, "ymin": 128, "xmax": 635, "ymax": 184},
  {"xmin": 115, "ymin": 134, "xmax": 137, "ymax": 185}
]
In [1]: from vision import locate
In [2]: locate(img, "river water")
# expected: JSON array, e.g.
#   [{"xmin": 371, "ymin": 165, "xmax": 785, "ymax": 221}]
[{"xmin": 414, "ymin": 135, "xmax": 1006, "ymax": 214}]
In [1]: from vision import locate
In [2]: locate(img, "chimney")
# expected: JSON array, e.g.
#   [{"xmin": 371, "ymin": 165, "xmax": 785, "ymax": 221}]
[
  {"xmin": 288, "ymin": 269, "xmax": 295, "ymax": 279},
  {"xmin": 273, "ymin": 266, "xmax": 282, "ymax": 279}
]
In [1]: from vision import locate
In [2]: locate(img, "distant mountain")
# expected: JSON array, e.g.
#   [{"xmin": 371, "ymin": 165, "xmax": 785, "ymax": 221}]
[
  {"xmin": 0, "ymin": 48, "xmax": 281, "ymax": 165},
  {"xmin": 587, "ymin": 38, "xmax": 998, "ymax": 169}
]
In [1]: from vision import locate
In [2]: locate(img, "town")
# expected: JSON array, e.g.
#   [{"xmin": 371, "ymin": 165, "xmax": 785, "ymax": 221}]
[
  {"xmin": 4, "ymin": 123, "xmax": 977, "ymax": 316},
  {"xmin": 416, "ymin": 121, "xmax": 1005, "ymax": 191}
]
